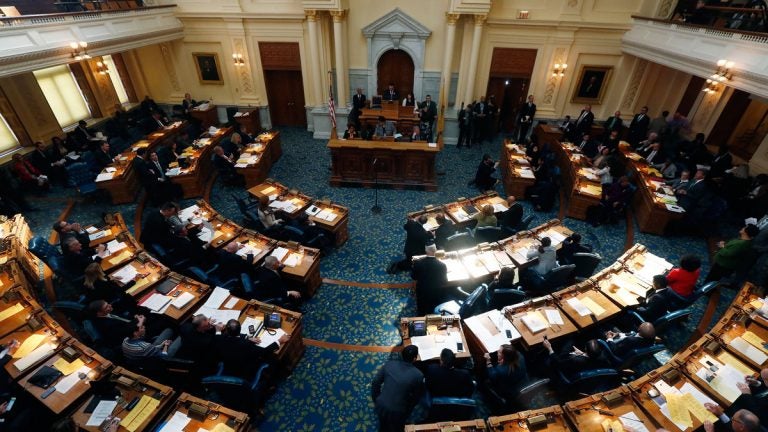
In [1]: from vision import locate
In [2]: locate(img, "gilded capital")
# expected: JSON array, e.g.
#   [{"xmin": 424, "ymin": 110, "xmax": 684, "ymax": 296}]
[
  {"xmin": 330, "ymin": 10, "xmax": 347, "ymax": 23},
  {"xmin": 305, "ymin": 9, "xmax": 318, "ymax": 22},
  {"xmin": 446, "ymin": 13, "xmax": 460, "ymax": 25},
  {"xmin": 473, "ymin": 14, "xmax": 487, "ymax": 25}
]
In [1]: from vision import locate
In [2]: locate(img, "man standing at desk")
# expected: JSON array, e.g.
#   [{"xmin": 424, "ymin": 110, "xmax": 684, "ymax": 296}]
[
  {"xmin": 352, "ymin": 88, "xmax": 367, "ymax": 110},
  {"xmin": 419, "ymin": 95, "xmax": 437, "ymax": 142},
  {"xmin": 411, "ymin": 244, "xmax": 448, "ymax": 315},
  {"xmin": 383, "ymin": 83, "xmax": 399, "ymax": 102},
  {"xmin": 372, "ymin": 345, "xmax": 424, "ymax": 432},
  {"xmin": 517, "ymin": 95, "xmax": 537, "ymax": 143}
]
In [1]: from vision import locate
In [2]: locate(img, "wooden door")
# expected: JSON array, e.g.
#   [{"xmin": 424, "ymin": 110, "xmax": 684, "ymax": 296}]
[
  {"xmin": 377, "ymin": 50, "xmax": 414, "ymax": 97},
  {"xmin": 264, "ymin": 70, "xmax": 307, "ymax": 127},
  {"xmin": 487, "ymin": 77, "xmax": 529, "ymax": 133},
  {"xmin": 676, "ymin": 76, "xmax": 706, "ymax": 116}
]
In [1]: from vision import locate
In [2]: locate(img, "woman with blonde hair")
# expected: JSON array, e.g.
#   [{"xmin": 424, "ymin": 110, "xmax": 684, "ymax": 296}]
[
  {"xmin": 83, "ymin": 263, "xmax": 137, "ymax": 313},
  {"xmin": 473, "ymin": 204, "xmax": 497, "ymax": 228}
]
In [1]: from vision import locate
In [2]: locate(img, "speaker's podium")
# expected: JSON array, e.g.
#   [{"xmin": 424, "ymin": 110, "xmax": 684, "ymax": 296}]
[{"xmin": 359, "ymin": 99, "xmax": 420, "ymax": 133}]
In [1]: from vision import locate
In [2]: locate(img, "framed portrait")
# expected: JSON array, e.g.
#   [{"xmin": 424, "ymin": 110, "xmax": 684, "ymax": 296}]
[
  {"xmin": 571, "ymin": 65, "xmax": 613, "ymax": 105},
  {"xmin": 192, "ymin": 52, "xmax": 223, "ymax": 85}
]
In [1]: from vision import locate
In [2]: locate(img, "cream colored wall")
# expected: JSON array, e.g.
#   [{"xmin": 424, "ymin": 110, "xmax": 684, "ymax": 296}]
[{"xmin": 0, "ymin": 73, "xmax": 62, "ymax": 143}]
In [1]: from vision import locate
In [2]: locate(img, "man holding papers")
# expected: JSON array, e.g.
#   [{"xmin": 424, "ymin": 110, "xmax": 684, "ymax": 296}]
[
  {"xmin": 214, "ymin": 319, "xmax": 287, "ymax": 378},
  {"xmin": 252, "ymin": 256, "xmax": 301, "ymax": 307},
  {"xmin": 603, "ymin": 321, "xmax": 656, "ymax": 358},
  {"xmin": 702, "ymin": 407, "xmax": 762, "ymax": 432},
  {"xmin": 704, "ymin": 368, "xmax": 768, "ymax": 429}
]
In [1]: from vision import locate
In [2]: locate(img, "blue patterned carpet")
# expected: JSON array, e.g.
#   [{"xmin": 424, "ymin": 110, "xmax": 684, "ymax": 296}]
[{"xmin": 26, "ymin": 126, "xmax": 727, "ymax": 431}]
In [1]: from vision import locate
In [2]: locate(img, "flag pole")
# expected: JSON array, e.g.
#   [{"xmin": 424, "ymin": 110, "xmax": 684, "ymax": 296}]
[{"xmin": 328, "ymin": 70, "xmax": 337, "ymax": 138}]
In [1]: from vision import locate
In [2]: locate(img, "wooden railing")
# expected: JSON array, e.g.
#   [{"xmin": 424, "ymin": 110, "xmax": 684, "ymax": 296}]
[{"xmin": 0, "ymin": 4, "xmax": 175, "ymax": 27}]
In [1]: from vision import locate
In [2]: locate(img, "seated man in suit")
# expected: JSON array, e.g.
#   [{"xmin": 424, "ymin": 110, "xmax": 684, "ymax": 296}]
[
  {"xmin": 177, "ymin": 314, "xmax": 223, "ymax": 370},
  {"xmin": 94, "ymin": 141, "xmax": 114, "ymax": 172},
  {"xmin": 576, "ymin": 133, "xmax": 599, "ymax": 159},
  {"xmin": 88, "ymin": 300, "xmax": 135, "ymax": 349},
  {"xmin": 53, "ymin": 220, "xmax": 91, "ymax": 250},
  {"xmin": 425, "ymin": 349, "xmax": 474, "ymax": 398},
  {"xmin": 411, "ymin": 244, "xmax": 448, "ymax": 315},
  {"xmin": 28, "ymin": 141, "xmax": 66, "ymax": 184},
  {"xmin": 139, "ymin": 202, "xmax": 179, "ymax": 250},
  {"xmin": 401, "ymin": 125, "xmax": 423, "ymax": 142},
  {"xmin": 474, "ymin": 154, "xmax": 499, "ymax": 191},
  {"xmin": 62, "ymin": 236, "xmax": 106, "ymax": 275},
  {"xmin": 558, "ymin": 233, "xmax": 593, "ymax": 265},
  {"xmin": 668, "ymin": 170, "xmax": 691, "ymax": 195},
  {"xmin": 433, "ymin": 214, "xmax": 456, "ymax": 250},
  {"xmin": 253, "ymin": 256, "xmax": 302, "ymax": 304},
  {"xmin": 498, "ymin": 196, "xmax": 523, "ymax": 231},
  {"xmin": 212, "ymin": 145, "xmax": 242, "ymax": 184},
  {"xmin": 542, "ymin": 338, "xmax": 611, "ymax": 379},
  {"xmin": 373, "ymin": 116, "xmax": 394, "ymax": 138},
  {"xmin": 702, "ymin": 408, "xmax": 762, "ymax": 432},
  {"xmin": 639, "ymin": 142, "xmax": 664, "ymax": 165},
  {"xmin": 559, "ymin": 115, "xmax": 576, "ymax": 142},
  {"xmin": 603, "ymin": 321, "xmax": 656, "ymax": 358},
  {"xmin": 214, "ymin": 319, "xmax": 289, "ymax": 377},
  {"xmin": 603, "ymin": 130, "xmax": 621, "ymax": 153},
  {"xmin": 383, "ymin": 83, "xmax": 399, "ymax": 102},
  {"xmin": 215, "ymin": 241, "xmax": 255, "ymax": 282}
]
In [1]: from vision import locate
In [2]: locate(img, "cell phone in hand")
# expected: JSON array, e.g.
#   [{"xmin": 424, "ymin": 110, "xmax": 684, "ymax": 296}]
[
  {"xmin": 248, "ymin": 325, "xmax": 256, "ymax": 336},
  {"xmin": 5, "ymin": 397, "xmax": 15, "ymax": 412}
]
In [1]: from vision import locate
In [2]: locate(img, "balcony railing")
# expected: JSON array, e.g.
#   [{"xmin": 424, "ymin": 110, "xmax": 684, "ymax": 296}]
[
  {"xmin": 0, "ymin": 4, "xmax": 175, "ymax": 27},
  {"xmin": 668, "ymin": 2, "xmax": 767, "ymax": 33},
  {"xmin": 630, "ymin": 15, "xmax": 768, "ymax": 45}
]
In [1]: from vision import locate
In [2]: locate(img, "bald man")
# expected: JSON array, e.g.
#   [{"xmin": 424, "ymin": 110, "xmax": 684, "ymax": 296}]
[
  {"xmin": 702, "ymin": 408, "xmax": 761, "ymax": 432},
  {"xmin": 705, "ymin": 368, "xmax": 768, "ymax": 429},
  {"xmin": 604, "ymin": 322, "xmax": 656, "ymax": 358}
]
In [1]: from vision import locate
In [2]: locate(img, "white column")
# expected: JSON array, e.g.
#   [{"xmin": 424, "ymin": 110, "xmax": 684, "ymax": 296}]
[
  {"xmin": 305, "ymin": 10, "xmax": 323, "ymax": 106},
  {"xmin": 463, "ymin": 14, "xmax": 486, "ymax": 104},
  {"xmin": 331, "ymin": 10, "xmax": 348, "ymax": 107},
  {"xmin": 441, "ymin": 13, "xmax": 460, "ymax": 110}
]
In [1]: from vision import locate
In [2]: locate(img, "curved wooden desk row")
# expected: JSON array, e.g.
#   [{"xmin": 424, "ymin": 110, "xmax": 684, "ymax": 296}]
[
  {"xmin": 0, "ymin": 215, "xmax": 310, "ymax": 429},
  {"xmin": 247, "ymin": 178, "xmax": 350, "ymax": 246},
  {"xmin": 408, "ymin": 191, "xmax": 510, "ymax": 234},
  {"xmin": 233, "ymin": 130, "xmax": 283, "ymax": 188},
  {"xmin": 499, "ymin": 141, "xmax": 537, "ymax": 198}
]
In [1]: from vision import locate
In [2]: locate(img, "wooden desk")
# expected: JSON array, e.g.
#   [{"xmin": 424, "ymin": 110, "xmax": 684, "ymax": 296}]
[
  {"xmin": 594, "ymin": 264, "xmax": 653, "ymax": 308},
  {"xmin": 463, "ymin": 309, "xmax": 522, "ymax": 360},
  {"xmin": 710, "ymin": 308, "xmax": 768, "ymax": 369},
  {"xmin": 400, "ymin": 315, "xmax": 471, "ymax": 362},
  {"xmin": 677, "ymin": 335, "xmax": 758, "ymax": 407},
  {"xmin": 506, "ymin": 297, "xmax": 578, "ymax": 349},
  {"xmin": 239, "ymin": 301, "xmax": 304, "ymax": 371},
  {"xmin": 532, "ymin": 221, "xmax": 574, "ymax": 249},
  {"xmin": 405, "ymin": 419, "xmax": 487, "ymax": 432},
  {"xmin": 556, "ymin": 141, "xmax": 603, "ymax": 221},
  {"xmin": 18, "ymin": 339, "xmax": 112, "ymax": 414},
  {"xmin": 137, "ymin": 274, "xmax": 209, "ymax": 323},
  {"xmin": 0, "ymin": 286, "xmax": 43, "ymax": 338},
  {"xmin": 247, "ymin": 180, "xmax": 312, "ymax": 220},
  {"xmin": 169, "ymin": 127, "xmax": 232, "ymax": 198},
  {"xmin": 230, "ymin": 230, "xmax": 277, "ymax": 267},
  {"xmin": 488, "ymin": 405, "xmax": 572, "ymax": 432},
  {"xmin": 415, "ymin": 244, "xmax": 514, "ymax": 287},
  {"xmin": 109, "ymin": 252, "xmax": 168, "ymax": 297},
  {"xmin": 628, "ymin": 361, "xmax": 711, "ymax": 432},
  {"xmin": 499, "ymin": 232, "xmax": 539, "ymax": 268},
  {"xmin": 99, "ymin": 232, "xmax": 142, "ymax": 273},
  {"xmin": 71, "ymin": 366, "xmax": 174, "ymax": 432},
  {"xmin": 564, "ymin": 387, "xmax": 657, "ymax": 432},
  {"xmin": 190, "ymin": 105, "xmax": 219, "ymax": 129},
  {"xmin": 553, "ymin": 282, "xmax": 622, "ymax": 330},
  {"xmin": 500, "ymin": 141, "xmax": 536, "ymax": 198},
  {"xmin": 310, "ymin": 200, "xmax": 350, "ymax": 246},
  {"xmin": 619, "ymin": 245, "xmax": 674, "ymax": 286},
  {"xmin": 235, "ymin": 131, "xmax": 282, "ymax": 188},
  {"xmin": 157, "ymin": 393, "xmax": 249, "ymax": 432},
  {"xmin": 273, "ymin": 241, "xmax": 321, "ymax": 297},
  {"xmin": 1, "ymin": 312, "xmax": 68, "ymax": 380},
  {"xmin": 359, "ymin": 104, "xmax": 421, "ymax": 134},
  {"xmin": 205, "ymin": 213, "xmax": 244, "ymax": 250},
  {"xmin": 233, "ymin": 109, "xmax": 261, "ymax": 135},
  {"xmin": 328, "ymin": 138, "xmax": 438, "ymax": 191}
]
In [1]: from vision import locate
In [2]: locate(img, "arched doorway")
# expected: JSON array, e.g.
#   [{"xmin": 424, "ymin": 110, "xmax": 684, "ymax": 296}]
[{"xmin": 377, "ymin": 50, "xmax": 414, "ymax": 99}]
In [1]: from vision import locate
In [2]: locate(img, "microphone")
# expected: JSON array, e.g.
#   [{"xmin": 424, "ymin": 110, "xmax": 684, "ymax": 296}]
[{"xmin": 372, "ymin": 158, "xmax": 378, "ymax": 167}]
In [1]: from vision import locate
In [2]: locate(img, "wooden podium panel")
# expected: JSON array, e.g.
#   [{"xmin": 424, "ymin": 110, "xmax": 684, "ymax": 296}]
[
  {"xmin": 328, "ymin": 138, "xmax": 438, "ymax": 191},
  {"xmin": 488, "ymin": 405, "xmax": 572, "ymax": 432}
]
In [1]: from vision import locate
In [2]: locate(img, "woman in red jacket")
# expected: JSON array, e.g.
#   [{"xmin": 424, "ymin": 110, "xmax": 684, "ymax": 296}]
[
  {"xmin": 666, "ymin": 254, "xmax": 702, "ymax": 298},
  {"xmin": 11, "ymin": 153, "xmax": 49, "ymax": 190}
]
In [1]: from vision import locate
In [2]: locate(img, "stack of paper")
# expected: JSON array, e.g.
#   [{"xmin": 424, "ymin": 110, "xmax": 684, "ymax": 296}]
[
  {"xmin": 315, "ymin": 209, "xmax": 338, "ymax": 222},
  {"xmin": 443, "ymin": 257, "xmax": 470, "ymax": 282},
  {"xmin": 539, "ymin": 228, "xmax": 568, "ymax": 245},
  {"xmin": 460, "ymin": 255, "xmax": 489, "ymax": 279},
  {"xmin": 544, "ymin": 309, "xmax": 564, "ymax": 325},
  {"xmin": 13, "ymin": 343, "xmax": 56, "ymax": 371},
  {"xmin": 566, "ymin": 297, "xmax": 592, "ymax": 317},
  {"xmin": 12, "ymin": 334, "xmax": 47, "ymax": 358},
  {"xmin": 492, "ymin": 203, "xmax": 509, "ymax": 213},
  {"xmin": 178, "ymin": 205, "xmax": 200, "ymax": 222},
  {"xmin": 158, "ymin": 411, "xmax": 191, "ymax": 432},
  {"xmin": 451, "ymin": 208, "xmax": 469, "ymax": 222},
  {"xmin": 120, "ymin": 395, "xmax": 160, "ymax": 431},
  {"xmin": 742, "ymin": 331, "xmax": 768, "ymax": 354},
  {"xmin": 140, "ymin": 293, "xmax": 173, "ymax": 312},
  {"xmin": 0, "ymin": 303, "xmax": 24, "ymax": 322},
  {"xmin": 111, "ymin": 265, "xmax": 138, "ymax": 284},
  {"xmin": 165, "ymin": 167, "xmax": 182, "ymax": 177},
  {"xmin": 171, "ymin": 292, "xmax": 195, "ymax": 309},
  {"xmin": 271, "ymin": 247, "xmax": 289, "ymax": 261},
  {"xmin": 53, "ymin": 357, "xmax": 85, "ymax": 375},
  {"xmin": 517, "ymin": 168, "xmax": 535, "ymax": 179},
  {"xmin": 95, "ymin": 172, "xmax": 115, "ymax": 182},
  {"xmin": 55, "ymin": 365, "xmax": 91, "ymax": 394},
  {"xmin": 257, "ymin": 328, "xmax": 286, "ymax": 348},
  {"xmin": 283, "ymin": 253, "xmax": 302, "ymax": 268},
  {"xmin": 520, "ymin": 312, "xmax": 548, "ymax": 333},
  {"xmin": 86, "ymin": 400, "xmax": 118, "ymax": 427},
  {"xmin": 236, "ymin": 243, "xmax": 262, "ymax": 258},
  {"xmin": 105, "ymin": 240, "xmax": 128, "ymax": 255},
  {"xmin": 203, "ymin": 287, "xmax": 230, "ymax": 309}
]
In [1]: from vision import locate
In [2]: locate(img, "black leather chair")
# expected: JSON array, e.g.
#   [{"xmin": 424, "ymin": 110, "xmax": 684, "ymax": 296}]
[
  {"xmin": 526, "ymin": 265, "xmax": 576, "ymax": 294},
  {"xmin": 571, "ymin": 252, "xmax": 602, "ymax": 281},
  {"xmin": 240, "ymin": 273, "xmax": 285, "ymax": 306},
  {"xmin": 147, "ymin": 243, "xmax": 191, "ymax": 271},
  {"xmin": 444, "ymin": 232, "xmax": 476, "ymax": 252},
  {"xmin": 597, "ymin": 339, "xmax": 666, "ymax": 370},
  {"xmin": 628, "ymin": 309, "xmax": 692, "ymax": 335},
  {"xmin": 556, "ymin": 368, "xmax": 620, "ymax": 398},
  {"xmin": 187, "ymin": 265, "xmax": 239, "ymax": 290},
  {"xmin": 484, "ymin": 377, "xmax": 551, "ymax": 414},
  {"xmin": 201, "ymin": 362, "xmax": 273, "ymax": 415},
  {"xmin": 517, "ymin": 215, "xmax": 535, "ymax": 232},
  {"xmin": 434, "ymin": 284, "xmax": 487, "ymax": 318},
  {"xmin": 487, "ymin": 288, "xmax": 527, "ymax": 310},
  {"xmin": 426, "ymin": 396, "xmax": 477, "ymax": 422},
  {"xmin": 474, "ymin": 226, "xmax": 503, "ymax": 244}
]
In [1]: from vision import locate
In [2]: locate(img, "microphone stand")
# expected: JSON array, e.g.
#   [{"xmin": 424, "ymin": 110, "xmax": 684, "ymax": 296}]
[{"xmin": 371, "ymin": 157, "xmax": 382, "ymax": 214}]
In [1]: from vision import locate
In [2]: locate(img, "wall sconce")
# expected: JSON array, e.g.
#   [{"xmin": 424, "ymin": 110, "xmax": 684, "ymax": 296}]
[
  {"xmin": 70, "ymin": 41, "xmax": 90, "ymax": 61},
  {"xmin": 232, "ymin": 53, "xmax": 245, "ymax": 67},
  {"xmin": 518, "ymin": 10, "xmax": 529, "ymax": 19},
  {"xmin": 552, "ymin": 63, "xmax": 567, "ymax": 78},
  {"xmin": 703, "ymin": 79, "xmax": 719, "ymax": 94},
  {"xmin": 96, "ymin": 61, "xmax": 109, "ymax": 75},
  {"xmin": 712, "ymin": 59, "xmax": 734, "ymax": 83}
]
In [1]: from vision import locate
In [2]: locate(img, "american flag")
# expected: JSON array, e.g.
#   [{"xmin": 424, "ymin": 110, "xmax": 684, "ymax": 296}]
[{"xmin": 328, "ymin": 83, "xmax": 336, "ymax": 130}]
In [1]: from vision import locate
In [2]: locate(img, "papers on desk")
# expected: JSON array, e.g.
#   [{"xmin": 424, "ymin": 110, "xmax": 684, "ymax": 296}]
[
  {"xmin": 178, "ymin": 205, "xmax": 200, "ymax": 222},
  {"xmin": 56, "ymin": 365, "xmax": 90, "ymax": 394},
  {"xmin": 464, "ymin": 310, "xmax": 521, "ymax": 353},
  {"xmin": 450, "ymin": 208, "xmax": 470, "ymax": 222},
  {"xmin": 86, "ymin": 400, "xmax": 118, "ymax": 426},
  {"xmin": 203, "ymin": 287, "xmax": 230, "ymax": 309},
  {"xmin": 171, "ymin": 292, "xmax": 195, "ymax": 309},
  {"xmin": 695, "ymin": 359, "xmax": 745, "ymax": 403},
  {"xmin": 241, "ymin": 317, "xmax": 264, "ymax": 336},
  {"xmin": 283, "ymin": 253, "xmax": 302, "ymax": 268},
  {"xmin": 236, "ymin": 243, "xmax": 262, "ymax": 258},
  {"xmin": 428, "ymin": 142, "xmax": 437, "ymax": 148},
  {"xmin": 517, "ymin": 168, "xmax": 536, "ymax": 179},
  {"xmin": 493, "ymin": 250, "xmax": 513, "ymax": 267},
  {"xmin": 305, "ymin": 205, "xmax": 321, "ymax": 216},
  {"xmin": 195, "ymin": 306, "xmax": 240, "ymax": 326},
  {"xmin": 443, "ymin": 256, "xmax": 470, "ymax": 282},
  {"xmin": 655, "ymin": 380, "xmax": 718, "ymax": 429},
  {"xmin": 618, "ymin": 411, "xmax": 650, "ymax": 432},
  {"xmin": 315, "ymin": 208, "xmax": 338, "ymax": 222},
  {"xmin": 460, "ymin": 254, "xmax": 490, "ymax": 279},
  {"xmin": 269, "ymin": 199, "xmax": 298, "ymax": 213},
  {"xmin": 197, "ymin": 227, "xmax": 213, "ymax": 243},
  {"xmin": 631, "ymin": 254, "xmax": 673, "ymax": 285},
  {"xmin": 104, "ymin": 167, "xmax": 117, "ymax": 173},
  {"xmin": 492, "ymin": 203, "xmax": 509, "ymax": 213},
  {"xmin": 223, "ymin": 297, "xmax": 238, "ymax": 309},
  {"xmin": 112, "ymin": 264, "xmax": 138, "ymax": 284},
  {"xmin": 742, "ymin": 331, "xmax": 768, "ymax": 353},
  {"xmin": 566, "ymin": 297, "xmax": 591, "ymax": 317},
  {"xmin": 88, "ymin": 230, "xmax": 107, "ymax": 241},
  {"xmin": 12, "ymin": 334, "xmax": 47, "ymax": 358},
  {"xmin": 539, "ymin": 228, "xmax": 568, "ymax": 246},
  {"xmin": 52, "ymin": 357, "xmax": 85, "ymax": 376},
  {"xmin": 166, "ymin": 167, "xmax": 182, "ymax": 177},
  {"xmin": 477, "ymin": 251, "xmax": 502, "ymax": 274},
  {"xmin": 544, "ymin": 308, "xmax": 564, "ymax": 325},
  {"xmin": 581, "ymin": 297, "xmax": 606, "ymax": 316},
  {"xmin": 105, "ymin": 239, "xmax": 128, "ymax": 255},
  {"xmin": 235, "ymin": 163, "xmax": 248, "ymax": 168},
  {"xmin": 159, "ymin": 411, "xmax": 191, "ymax": 432},
  {"xmin": 120, "ymin": 395, "xmax": 160, "ymax": 432},
  {"xmin": 95, "ymin": 172, "xmax": 115, "ymax": 182},
  {"xmin": 140, "ymin": 293, "xmax": 173, "ymax": 313},
  {"xmin": 257, "ymin": 328, "xmax": 286, "ymax": 348},
  {"xmin": 409, "ymin": 332, "xmax": 463, "ymax": 360},
  {"xmin": 729, "ymin": 336, "xmax": 768, "ymax": 365},
  {"xmin": 0, "ymin": 303, "xmax": 24, "ymax": 322},
  {"xmin": 271, "ymin": 247, "xmax": 289, "ymax": 262},
  {"xmin": 520, "ymin": 312, "xmax": 548, "ymax": 333},
  {"xmin": 13, "ymin": 343, "xmax": 56, "ymax": 371},
  {"xmin": 579, "ymin": 183, "xmax": 603, "ymax": 197},
  {"xmin": 85, "ymin": 226, "xmax": 99, "ymax": 234}
]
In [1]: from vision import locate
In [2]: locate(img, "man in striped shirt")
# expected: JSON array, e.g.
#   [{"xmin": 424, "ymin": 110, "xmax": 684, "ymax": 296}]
[{"xmin": 122, "ymin": 318, "xmax": 180, "ymax": 360}]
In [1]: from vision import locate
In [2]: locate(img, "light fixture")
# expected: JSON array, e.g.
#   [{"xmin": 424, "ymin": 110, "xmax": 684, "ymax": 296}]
[
  {"xmin": 96, "ymin": 61, "xmax": 109, "ymax": 75},
  {"xmin": 518, "ymin": 10, "xmax": 529, "ymax": 19},
  {"xmin": 703, "ymin": 79, "xmax": 719, "ymax": 94},
  {"xmin": 70, "ymin": 41, "xmax": 90, "ymax": 61},
  {"xmin": 713, "ymin": 59, "xmax": 734, "ymax": 82},
  {"xmin": 552, "ymin": 63, "xmax": 567, "ymax": 78},
  {"xmin": 232, "ymin": 53, "xmax": 245, "ymax": 67}
]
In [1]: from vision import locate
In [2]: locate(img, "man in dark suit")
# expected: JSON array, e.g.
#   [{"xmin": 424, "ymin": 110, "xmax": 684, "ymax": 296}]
[
  {"xmin": 543, "ymin": 338, "xmax": 610, "ymax": 377},
  {"xmin": 576, "ymin": 133, "xmax": 599, "ymax": 159},
  {"xmin": 516, "ymin": 95, "xmax": 537, "ymax": 143},
  {"xmin": 352, "ymin": 88, "xmax": 367, "ymax": 110},
  {"xmin": 628, "ymin": 106, "xmax": 650, "ymax": 147},
  {"xmin": 603, "ymin": 110, "xmax": 623, "ymax": 139},
  {"xmin": 94, "ymin": 141, "xmax": 114, "ymax": 172},
  {"xmin": 499, "ymin": 196, "xmax": 523, "ymax": 231},
  {"xmin": 433, "ymin": 214, "xmax": 456, "ymax": 250},
  {"xmin": 603, "ymin": 130, "xmax": 622, "ymax": 153},
  {"xmin": 677, "ymin": 169, "xmax": 710, "ymax": 212},
  {"xmin": 62, "ymin": 236, "xmax": 105, "ymax": 275},
  {"xmin": 88, "ymin": 300, "xmax": 134, "ymax": 348},
  {"xmin": 383, "ymin": 83, "xmax": 399, "ymax": 102},
  {"xmin": 457, "ymin": 103, "xmax": 474, "ymax": 148},
  {"xmin": 151, "ymin": 112, "xmax": 170, "ymax": 131},
  {"xmin": 702, "ymin": 407, "xmax": 762, "ymax": 432},
  {"xmin": 425, "ymin": 349, "xmax": 474, "ymax": 397},
  {"xmin": 639, "ymin": 142, "xmax": 664, "ymax": 165},
  {"xmin": 53, "ymin": 220, "xmax": 91, "ymax": 250},
  {"xmin": 28, "ymin": 141, "xmax": 66, "ymax": 183},
  {"xmin": 139, "ymin": 202, "xmax": 178, "ymax": 249},
  {"xmin": 419, "ymin": 95, "xmax": 438, "ymax": 142},
  {"xmin": 704, "ymin": 368, "xmax": 767, "ymax": 429},
  {"xmin": 474, "ymin": 96, "xmax": 491, "ymax": 143},
  {"xmin": 133, "ymin": 148, "xmax": 154, "ymax": 187},
  {"xmin": 411, "ymin": 244, "xmax": 448, "ymax": 315},
  {"xmin": 474, "ymin": 154, "xmax": 499, "ymax": 191},
  {"xmin": 393, "ymin": 215, "xmax": 433, "ymax": 274},
  {"xmin": 372, "ymin": 345, "xmax": 424, "ymax": 432},
  {"xmin": 604, "ymin": 321, "xmax": 655, "ymax": 358},
  {"xmin": 214, "ymin": 319, "xmax": 288, "ymax": 378},
  {"xmin": 253, "ymin": 256, "xmax": 302, "ymax": 303},
  {"xmin": 73, "ymin": 120, "xmax": 97, "ymax": 148},
  {"xmin": 574, "ymin": 105, "xmax": 594, "ymax": 139},
  {"xmin": 215, "ymin": 242, "xmax": 255, "ymax": 282},
  {"xmin": 177, "ymin": 314, "xmax": 223, "ymax": 371},
  {"xmin": 182, "ymin": 93, "xmax": 198, "ymax": 116}
]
